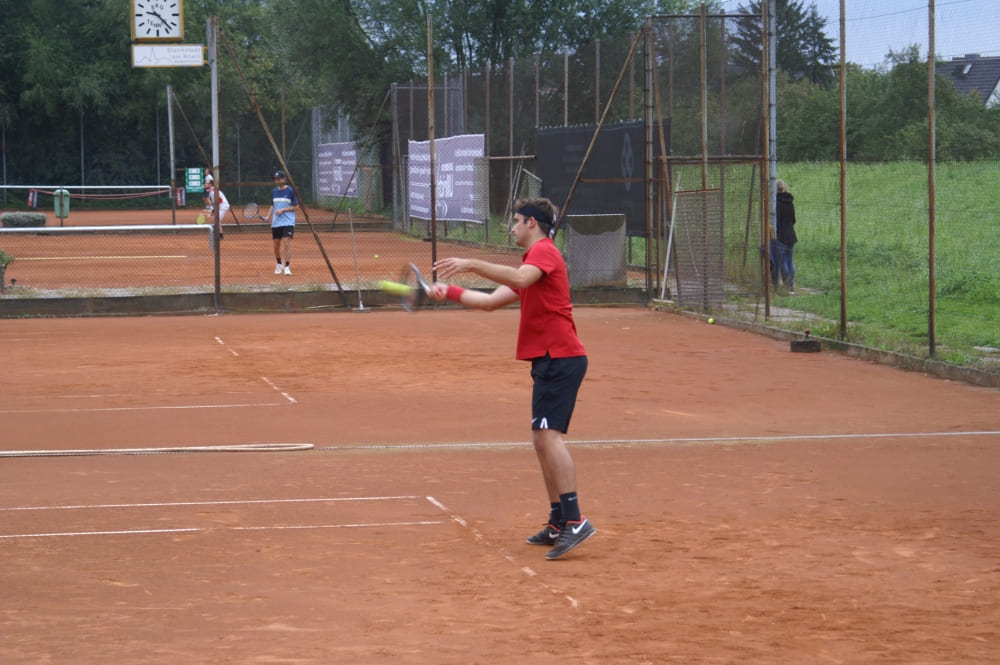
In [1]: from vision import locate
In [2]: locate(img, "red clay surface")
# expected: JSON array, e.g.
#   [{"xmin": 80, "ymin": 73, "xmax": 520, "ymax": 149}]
[{"xmin": 2, "ymin": 304, "xmax": 999, "ymax": 664}]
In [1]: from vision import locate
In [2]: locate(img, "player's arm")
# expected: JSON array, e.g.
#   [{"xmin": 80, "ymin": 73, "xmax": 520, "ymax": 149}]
[
  {"xmin": 429, "ymin": 282, "xmax": 519, "ymax": 311},
  {"xmin": 434, "ymin": 257, "xmax": 542, "ymax": 290}
]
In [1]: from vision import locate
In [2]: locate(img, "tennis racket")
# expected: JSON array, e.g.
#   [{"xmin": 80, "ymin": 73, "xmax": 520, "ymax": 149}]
[
  {"xmin": 195, "ymin": 213, "xmax": 208, "ymax": 224},
  {"xmin": 378, "ymin": 262, "xmax": 430, "ymax": 312},
  {"xmin": 243, "ymin": 202, "xmax": 269, "ymax": 223}
]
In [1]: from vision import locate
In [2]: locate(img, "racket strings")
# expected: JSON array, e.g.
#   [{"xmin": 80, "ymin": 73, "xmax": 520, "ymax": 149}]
[{"xmin": 398, "ymin": 264, "xmax": 428, "ymax": 312}]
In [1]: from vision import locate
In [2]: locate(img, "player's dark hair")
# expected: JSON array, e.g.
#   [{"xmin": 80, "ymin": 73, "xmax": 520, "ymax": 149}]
[{"xmin": 514, "ymin": 197, "xmax": 558, "ymax": 235}]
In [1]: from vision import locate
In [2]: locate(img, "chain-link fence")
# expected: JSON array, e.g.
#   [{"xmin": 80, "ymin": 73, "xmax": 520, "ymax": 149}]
[
  {"xmin": 385, "ymin": 12, "xmax": 763, "ymax": 296},
  {"xmin": 378, "ymin": 10, "xmax": 998, "ymax": 376},
  {"xmin": 3, "ymin": 7, "xmax": 998, "ymax": 379}
]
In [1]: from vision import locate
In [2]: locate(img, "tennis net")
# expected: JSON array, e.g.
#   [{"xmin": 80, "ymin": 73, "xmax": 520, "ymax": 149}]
[{"xmin": 0, "ymin": 225, "xmax": 215, "ymax": 297}]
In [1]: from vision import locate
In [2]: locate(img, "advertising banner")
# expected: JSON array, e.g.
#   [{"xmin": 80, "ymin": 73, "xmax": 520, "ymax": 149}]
[
  {"xmin": 317, "ymin": 143, "xmax": 359, "ymax": 198},
  {"xmin": 408, "ymin": 134, "xmax": 485, "ymax": 223}
]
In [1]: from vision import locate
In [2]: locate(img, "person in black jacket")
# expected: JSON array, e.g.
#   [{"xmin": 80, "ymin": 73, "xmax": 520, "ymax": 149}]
[{"xmin": 774, "ymin": 179, "xmax": 798, "ymax": 293}]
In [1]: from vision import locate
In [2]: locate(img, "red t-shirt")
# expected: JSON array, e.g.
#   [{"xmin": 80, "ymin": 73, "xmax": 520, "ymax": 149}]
[{"xmin": 515, "ymin": 238, "xmax": 587, "ymax": 361}]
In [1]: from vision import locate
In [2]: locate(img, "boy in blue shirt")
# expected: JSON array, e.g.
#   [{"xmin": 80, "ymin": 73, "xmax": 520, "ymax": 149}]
[{"xmin": 269, "ymin": 170, "xmax": 299, "ymax": 275}]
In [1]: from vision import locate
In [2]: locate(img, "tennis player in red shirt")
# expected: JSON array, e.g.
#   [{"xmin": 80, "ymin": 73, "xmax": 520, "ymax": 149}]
[{"xmin": 430, "ymin": 197, "xmax": 596, "ymax": 560}]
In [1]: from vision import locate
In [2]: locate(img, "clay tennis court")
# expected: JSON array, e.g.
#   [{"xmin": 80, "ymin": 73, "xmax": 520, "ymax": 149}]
[
  {"xmin": 0, "ymin": 208, "xmax": 525, "ymax": 297},
  {"xmin": 2, "ymin": 305, "xmax": 998, "ymax": 664}
]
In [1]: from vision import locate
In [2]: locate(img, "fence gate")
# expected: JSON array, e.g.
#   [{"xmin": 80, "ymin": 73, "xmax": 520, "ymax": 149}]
[{"xmin": 672, "ymin": 189, "xmax": 724, "ymax": 310}]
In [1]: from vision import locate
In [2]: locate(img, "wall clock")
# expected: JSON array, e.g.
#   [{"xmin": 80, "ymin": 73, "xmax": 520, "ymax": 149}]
[{"xmin": 132, "ymin": 1, "xmax": 183, "ymax": 42}]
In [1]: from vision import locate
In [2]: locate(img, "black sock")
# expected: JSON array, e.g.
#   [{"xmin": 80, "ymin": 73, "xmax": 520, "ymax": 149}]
[
  {"xmin": 559, "ymin": 492, "xmax": 581, "ymax": 523},
  {"xmin": 548, "ymin": 502, "xmax": 563, "ymax": 527}
]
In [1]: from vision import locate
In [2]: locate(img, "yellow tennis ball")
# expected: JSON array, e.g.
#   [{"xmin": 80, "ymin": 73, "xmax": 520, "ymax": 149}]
[
  {"xmin": 374, "ymin": 254, "xmax": 379, "ymax": 258},
  {"xmin": 707, "ymin": 317, "xmax": 715, "ymax": 324},
  {"xmin": 378, "ymin": 280, "xmax": 412, "ymax": 295}
]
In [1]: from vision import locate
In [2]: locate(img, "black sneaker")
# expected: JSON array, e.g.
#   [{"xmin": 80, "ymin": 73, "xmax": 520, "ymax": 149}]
[
  {"xmin": 526, "ymin": 523, "xmax": 561, "ymax": 546},
  {"xmin": 546, "ymin": 518, "xmax": 596, "ymax": 560}
]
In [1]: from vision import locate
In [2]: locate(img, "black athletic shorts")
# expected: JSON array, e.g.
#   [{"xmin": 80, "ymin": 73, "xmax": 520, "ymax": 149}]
[
  {"xmin": 529, "ymin": 354, "xmax": 588, "ymax": 433},
  {"xmin": 272, "ymin": 226, "xmax": 295, "ymax": 240}
]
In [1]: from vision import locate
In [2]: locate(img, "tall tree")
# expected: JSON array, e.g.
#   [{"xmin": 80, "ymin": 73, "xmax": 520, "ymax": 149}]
[
  {"xmin": 0, "ymin": 0, "xmax": 175, "ymax": 185},
  {"xmin": 731, "ymin": 0, "xmax": 836, "ymax": 84},
  {"xmin": 774, "ymin": 45, "xmax": 1000, "ymax": 161},
  {"xmin": 270, "ymin": 1, "xmax": 716, "ymax": 148},
  {"xmin": 345, "ymin": 0, "xmax": 713, "ymax": 74}
]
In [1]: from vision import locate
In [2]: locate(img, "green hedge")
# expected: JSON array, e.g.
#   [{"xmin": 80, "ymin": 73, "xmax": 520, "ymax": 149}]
[{"xmin": 1, "ymin": 212, "xmax": 47, "ymax": 227}]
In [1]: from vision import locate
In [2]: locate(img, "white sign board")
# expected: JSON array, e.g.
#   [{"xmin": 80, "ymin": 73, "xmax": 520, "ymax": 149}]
[
  {"xmin": 186, "ymin": 168, "xmax": 205, "ymax": 193},
  {"xmin": 316, "ymin": 143, "xmax": 359, "ymax": 198},
  {"xmin": 407, "ymin": 134, "xmax": 485, "ymax": 223},
  {"xmin": 132, "ymin": 44, "xmax": 205, "ymax": 68}
]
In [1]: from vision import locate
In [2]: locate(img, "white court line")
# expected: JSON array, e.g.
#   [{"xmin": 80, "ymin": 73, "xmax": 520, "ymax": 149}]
[
  {"xmin": 1, "ymin": 338, "xmax": 294, "ymax": 414},
  {"xmin": 1, "ymin": 496, "xmax": 422, "ymax": 512},
  {"xmin": 260, "ymin": 376, "xmax": 297, "ymax": 404},
  {"xmin": 0, "ymin": 496, "xmax": 439, "ymax": 540},
  {"xmin": 0, "ymin": 443, "xmax": 313, "ymax": 458},
  {"xmin": 425, "ymin": 496, "xmax": 582, "ymax": 610},
  {"xmin": 321, "ymin": 429, "xmax": 1000, "ymax": 452},
  {"xmin": 0, "ymin": 521, "xmax": 442, "ymax": 540},
  {"xmin": 19, "ymin": 255, "xmax": 188, "ymax": 261},
  {"xmin": 215, "ymin": 336, "xmax": 239, "ymax": 356},
  {"xmin": 0, "ymin": 402, "xmax": 289, "ymax": 414},
  {"xmin": 215, "ymin": 337, "xmax": 296, "ymax": 402}
]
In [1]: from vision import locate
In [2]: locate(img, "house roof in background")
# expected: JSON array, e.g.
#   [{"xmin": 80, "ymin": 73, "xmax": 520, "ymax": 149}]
[{"xmin": 937, "ymin": 54, "xmax": 1000, "ymax": 107}]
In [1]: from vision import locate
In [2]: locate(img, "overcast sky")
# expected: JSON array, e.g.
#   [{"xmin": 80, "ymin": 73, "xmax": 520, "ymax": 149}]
[{"xmin": 715, "ymin": 0, "xmax": 997, "ymax": 69}]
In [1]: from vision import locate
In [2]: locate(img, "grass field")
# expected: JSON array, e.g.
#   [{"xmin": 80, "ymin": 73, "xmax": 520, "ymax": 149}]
[
  {"xmin": 597, "ymin": 159, "xmax": 999, "ymax": 370},
  {"xmin": 781, "ymin": 161, "xmax": 1000, "ymax": 366}
]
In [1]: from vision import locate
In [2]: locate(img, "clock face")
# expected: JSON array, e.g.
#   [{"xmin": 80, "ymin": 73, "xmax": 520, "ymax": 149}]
[{"xmin": 133, "ymin": 1, "xmax": 183, "ymax": 41}]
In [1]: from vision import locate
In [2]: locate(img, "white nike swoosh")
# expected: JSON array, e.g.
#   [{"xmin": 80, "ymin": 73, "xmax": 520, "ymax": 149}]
[{"xmin": 571, "ymin": 521, "xmax": 589, "ymax": 535}]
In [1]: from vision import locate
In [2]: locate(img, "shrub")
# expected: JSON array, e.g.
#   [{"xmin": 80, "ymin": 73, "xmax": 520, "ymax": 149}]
[
  {"xmin": 1, "ymin": 212, "xmax": 47, "ymax": 227},
  {"xmin": 0, "ymin": 249, "xmax": 12, "ymax": 267}
]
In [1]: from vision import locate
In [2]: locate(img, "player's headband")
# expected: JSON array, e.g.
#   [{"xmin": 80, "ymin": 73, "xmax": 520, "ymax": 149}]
[{"xmin": 516, "ymin": 205, "xmax": 553, "ymax": 229}]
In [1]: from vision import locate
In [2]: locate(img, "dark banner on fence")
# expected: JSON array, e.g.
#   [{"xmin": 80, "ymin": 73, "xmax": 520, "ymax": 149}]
[{"xmin": 535, "ymin": 120, "xmax": 669, "ymax": 236}]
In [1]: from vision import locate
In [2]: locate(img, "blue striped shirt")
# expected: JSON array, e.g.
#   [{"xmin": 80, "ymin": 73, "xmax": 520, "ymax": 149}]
[{"xmin": 271, "ymin": 185, "xmax": 298, "ymax": 227}]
